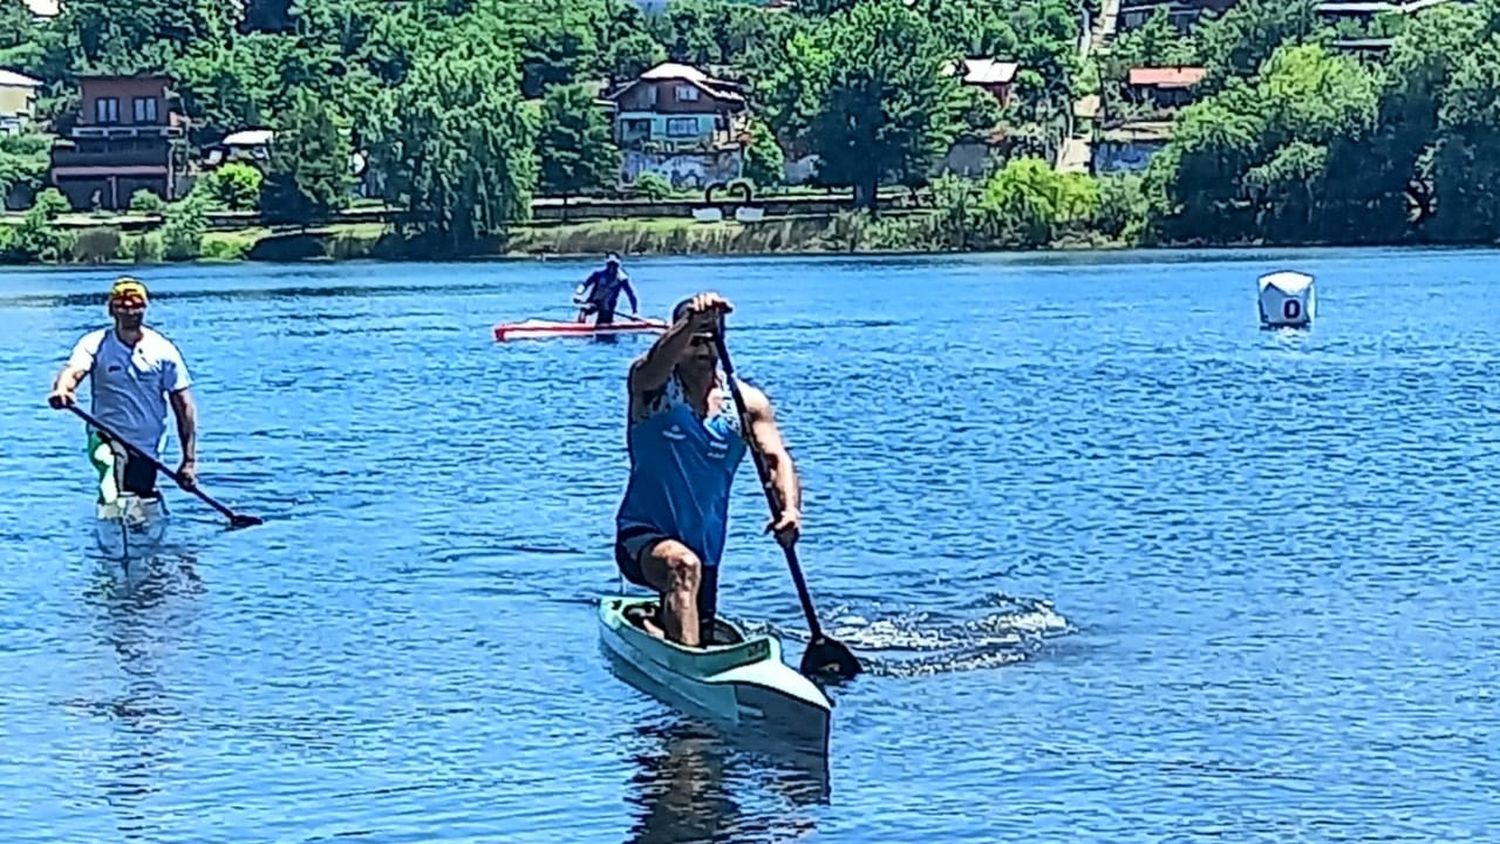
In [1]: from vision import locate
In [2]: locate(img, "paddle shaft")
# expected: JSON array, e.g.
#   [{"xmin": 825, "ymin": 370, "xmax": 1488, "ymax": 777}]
[
  {"xmin": 712, "ymin": 333, "xmax": 826, "ymax": 641},
  {"xmin": 66, "ymin": 403, "xmax": 243, "ymax": 523}
]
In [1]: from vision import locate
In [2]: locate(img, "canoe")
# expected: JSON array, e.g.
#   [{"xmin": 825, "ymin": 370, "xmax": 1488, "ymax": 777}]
[
  {"xmin": 598, "ymin": 595, "xmax": 833, "ymax": 756},
  {"xmin": 95, "ymin": 493, "xmax": 169, "ymax": 559},
  {"xmin": 493, "ymin": 317, "xmax": 668, "ymax": 342}
]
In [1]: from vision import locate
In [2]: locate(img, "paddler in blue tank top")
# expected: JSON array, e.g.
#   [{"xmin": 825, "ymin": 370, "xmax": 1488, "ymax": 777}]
[{"xmin": 615, "ymin": 291, "xmax": 803, "ymax": 648}]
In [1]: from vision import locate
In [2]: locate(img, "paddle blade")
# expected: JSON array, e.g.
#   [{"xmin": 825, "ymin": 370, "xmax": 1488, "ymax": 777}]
[
  {"xmin": 800, "ymin": 636, "xmax": 862, "ymax": 680},
  {"xmin": 228, "ymin": 513, "xmax": 264, "ymax": 530}
]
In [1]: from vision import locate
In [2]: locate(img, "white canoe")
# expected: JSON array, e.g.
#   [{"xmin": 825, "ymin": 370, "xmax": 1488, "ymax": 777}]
[
  {"xmin": 598, "ymin": 595, "xmax": 833, "ymax": 757},
  {"xmin": 95, "ymin": 493, "xmax": 169, "ymax": 559}
]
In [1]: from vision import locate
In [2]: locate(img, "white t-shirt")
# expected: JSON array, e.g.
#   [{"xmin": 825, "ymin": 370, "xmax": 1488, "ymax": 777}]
[{"xmin": 67, "ymin": 327, "xmax": 192, "ymax": 459}]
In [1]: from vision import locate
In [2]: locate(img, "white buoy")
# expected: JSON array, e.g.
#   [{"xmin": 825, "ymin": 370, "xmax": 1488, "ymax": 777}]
[{"xmin": 1258, "ymin": 270, "xmax": 1315, "ymax": 329}]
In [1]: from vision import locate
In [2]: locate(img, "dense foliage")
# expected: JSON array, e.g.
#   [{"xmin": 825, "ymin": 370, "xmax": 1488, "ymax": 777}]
[{"xmin": 1104, "ymin": 0, "xmax": 1500, "ymax": 246}]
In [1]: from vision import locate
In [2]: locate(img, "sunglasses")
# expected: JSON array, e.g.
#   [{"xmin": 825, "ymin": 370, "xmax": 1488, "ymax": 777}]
[{"xmin": 689, "ymin": 334, "xmax": 716, "ymax": 348}]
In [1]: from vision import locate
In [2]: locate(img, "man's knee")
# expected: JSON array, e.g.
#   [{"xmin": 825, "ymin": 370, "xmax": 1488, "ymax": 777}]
[{"xmin": 650, "ymin": 542, "xmax": 703, "ymax": 593}]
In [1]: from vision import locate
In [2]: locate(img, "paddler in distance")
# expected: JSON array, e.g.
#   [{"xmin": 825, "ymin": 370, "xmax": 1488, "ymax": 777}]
[
  {"xmin": 575, "ymin": 252, "xmax": 639, "ymax": 325},
  {"xmin": 614, "ymin": 292, "xmax": 803, "ymax": 647},
  {"xmin": 48, "ymin": 276, "xmax": 200, "ymax": 504}
]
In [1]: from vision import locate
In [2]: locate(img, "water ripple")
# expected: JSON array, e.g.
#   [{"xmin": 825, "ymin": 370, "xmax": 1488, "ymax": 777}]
[{"xmin": 3, "ymin": 251, "xmax": 1499, "ymax": 841}]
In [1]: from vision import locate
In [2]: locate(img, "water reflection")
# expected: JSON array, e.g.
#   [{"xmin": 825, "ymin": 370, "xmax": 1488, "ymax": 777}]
[
  {"xmin": 624, "ymin": 720, "xmax": 827, "ymax": 844},
  {"xmin": 77, "ymin": 548, "xmax": 202, "ymax": 842}
]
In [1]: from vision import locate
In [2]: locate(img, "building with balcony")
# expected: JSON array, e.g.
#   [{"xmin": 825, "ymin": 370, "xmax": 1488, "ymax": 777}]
[
  {"xmin": 49, "ymin": 75, "xmax": 189, "ymax": 210},
  {"xmin": 606, "ymin": 62, "xmax": 750, "ymax": 189}
]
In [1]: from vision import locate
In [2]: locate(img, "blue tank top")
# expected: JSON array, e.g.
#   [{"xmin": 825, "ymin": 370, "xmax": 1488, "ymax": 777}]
[{"xmin": 616, "ymin": 373, "xmax": 747, "ymax": 568}]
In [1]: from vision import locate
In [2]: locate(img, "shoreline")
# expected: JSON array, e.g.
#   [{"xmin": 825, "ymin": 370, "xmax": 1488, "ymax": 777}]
[{"xmin": 3, "ymin": 213, "xmax": 1497, "ymax": 269}]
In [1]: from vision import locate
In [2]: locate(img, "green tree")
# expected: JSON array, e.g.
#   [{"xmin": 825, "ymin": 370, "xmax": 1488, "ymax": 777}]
[
  {"xmin": 0, "ymin": 132, "xmax": 50, "ymax": 207},
  {"xmin": 1195, "ymin": 0, "xmax": 1322, "ymax": 94},
  {"xmin": 537, "ymin": 82, "xmax": 620, "ymax": 204},
  {"xmin": 376, "ymin": 31, "xmax": 538, "ymax": 254},
  {"xmin": 260, "ymin": 89, "xmax": 353, "ymax": 225},
  {"xmin": 510, "ymin": 0, "xmax": 601, "ymax": 98},
  {"xmin": 1146, "ymin": 43, "xmax": 1378, "ymax": 244},
  {"xmin": 161, "ymin": 193, "xmax": 209, "ymax": 260},
  {"xmin": 604, "ymin": 31, "xmax": 666, "ymax": 82},
  {"xmin": 978, "ymin": 156, "xmax": 1098, "ymax": 247},
  {"xmin": 0, "ymin": 0, "xmax": 52, "ymax": 75},
  {"xmin": 799, "ymin": 0, "xmax": 964, "ymax": 210},
  {"xmin": 1431, "ymin": 37, "xmax": 1500, "ymax": 242},
  {"xmin": 203, "ymin": 162, "xmax": 265, "ymax": 210},
  {"xmin": 753, "ymin": 29, "xmax": 833, "ymax": 152},
  {"xmin": 59, "ymin": 0, "xmax": 242, "ymax": 71},
  {"xmin": 743, "ymin": 119, "xmax": 784, "ymax": 189}
]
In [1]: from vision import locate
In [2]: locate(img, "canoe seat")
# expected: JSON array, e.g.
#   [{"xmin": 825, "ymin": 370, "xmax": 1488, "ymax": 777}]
[{"xmin": 624, "ymin": 601, "xmax": 745, "ymax": 647}]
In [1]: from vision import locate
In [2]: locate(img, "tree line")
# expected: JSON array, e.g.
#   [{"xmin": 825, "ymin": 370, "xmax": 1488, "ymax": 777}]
[
  {"xmin": 1102, "ymin": 0, "xmax": 1500, "ymax": 247},
  {"xmin": 0, "ymin": 0, "xmax": 1086, "ymax": 255}
]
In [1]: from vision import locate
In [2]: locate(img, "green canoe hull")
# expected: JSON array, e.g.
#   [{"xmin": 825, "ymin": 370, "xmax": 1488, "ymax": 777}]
[{"xmin": 598, "ymin": 595, "xmax": 832, "ymax": 757}]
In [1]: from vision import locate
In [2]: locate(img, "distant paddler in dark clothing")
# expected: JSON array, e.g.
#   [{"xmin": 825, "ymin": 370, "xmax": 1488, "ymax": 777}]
[{"xmin": 575, "ymin": 252, "xmax": 640, "ymax": 325}]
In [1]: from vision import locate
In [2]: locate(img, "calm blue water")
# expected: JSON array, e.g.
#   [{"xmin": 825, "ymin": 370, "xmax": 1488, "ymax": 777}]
[{"xmin": 2, "ymin": 249, "xmax": 1498, "ymax": 842}]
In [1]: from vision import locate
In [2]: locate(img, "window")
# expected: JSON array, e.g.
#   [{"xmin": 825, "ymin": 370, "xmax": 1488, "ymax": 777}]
[
  {"xmin": 132, "ymin": 97, "xmax": 159, "ymax": 123},
  {"xmin": 666, "ymin": 117, "xmax": 699, "ymax": 137},
  {"xmin": 620, "ymin": 118, "xmax": 652, "ymax": 142},
  {"xmin": 94, "ymin": 97, "xmax": 119, "ymax": 124},
  {"xmin": 675, "ymin": 84, "xmax": 699, "ymax": 102}
]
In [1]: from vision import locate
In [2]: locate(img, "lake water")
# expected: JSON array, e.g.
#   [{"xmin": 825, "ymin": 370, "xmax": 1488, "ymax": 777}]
[{"xmin": 2, "ymin": 249, "xmax": 1498, "ymax": 842}]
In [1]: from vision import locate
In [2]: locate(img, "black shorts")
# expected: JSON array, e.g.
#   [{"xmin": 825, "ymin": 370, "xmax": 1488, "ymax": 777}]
[
  {"xmin": 92, "ymin": 430, "xmax": 159, "ymax": 498},
  {"xmin": 122, "ymin": 460, "xmax": 159, "ymax": 497},
  {"xmin": 614, "ymin": 526, "xmax": 721, "ymax": 639}
]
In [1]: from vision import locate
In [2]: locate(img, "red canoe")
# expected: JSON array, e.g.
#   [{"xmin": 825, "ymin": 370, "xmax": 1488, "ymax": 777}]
[{"xmin": 493, "ymin": 317, "xmax": 669, "ymax": 342}]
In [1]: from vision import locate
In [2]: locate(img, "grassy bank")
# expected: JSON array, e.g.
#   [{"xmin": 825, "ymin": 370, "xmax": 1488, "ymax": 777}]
[{"xmin": 11, "ymin": 211, "xmax": 1057, "ymax": 266}]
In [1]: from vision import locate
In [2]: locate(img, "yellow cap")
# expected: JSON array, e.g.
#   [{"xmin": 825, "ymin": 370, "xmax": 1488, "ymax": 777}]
[{"xmin": 108, "ymin": 277, "xmax": 149, "ymax": 304}]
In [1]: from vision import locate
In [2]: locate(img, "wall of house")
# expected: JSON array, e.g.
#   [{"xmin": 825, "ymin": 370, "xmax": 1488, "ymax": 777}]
[
  {"xmin": 622, "ymin": 149, "xmax": 743, "ymax": 190},
  {"xmin": 614, "ymin": 79, "xmax": 735, "ymax": 115},
  {"xmin": 53, "ymin": 174, "xmax": 172, "ymax": 210},
  {"xmin": 934, "ymin": 141, "xmax": 998, "ymax": 178},
  {"xmin": 616, "ymin": 110, "xmax": 723, "ymax": 144},
  {"xmin": 0, "ymin": 85, "xmax": 36, "ymax": 119},
  {"xmin": 79, "ymin": 78, "xmax": 170, "ymax": 126}
]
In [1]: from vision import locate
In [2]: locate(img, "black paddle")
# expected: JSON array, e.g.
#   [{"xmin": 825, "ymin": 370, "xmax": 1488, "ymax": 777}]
[
  {"xmin": 65, "ymin": 404, "xmax": 264, "ymax": 530},
  {"xmin": 713, "ymin": 325, "xmax": 863, "ymax": 680}
]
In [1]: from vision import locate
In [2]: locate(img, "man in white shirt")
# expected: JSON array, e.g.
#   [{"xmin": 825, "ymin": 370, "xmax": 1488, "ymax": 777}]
[{"xmin": 48, "ymin": 277, "xmax": 199, "ymax": 501}]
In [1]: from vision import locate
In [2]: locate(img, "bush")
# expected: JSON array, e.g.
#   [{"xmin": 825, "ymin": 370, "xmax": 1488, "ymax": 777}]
[
  {"xmin": 743, "ymin": 121, "xmax": 784, "ymax": 189},
  {"xmin": 128, "ymin": 189, "xmax": 166, "ymax": 214},
  {"xmin": 32, "ymin": 187, "xmax": 68, "ymax": 219},
  {"xmin": 0, "ymin": 189, "xmax": 72, "ymax": 263},
  {"xmin": 200, "ymin": 236, "xmax": 251, "ymax": 261},
  {"xmin": 977, "ymin": 157, "xmax": 1100, "ymax": 248},
  {"xmin": 127, "ymin": 234, "xmax": 164, "ymax": 263},
  {"xmin": 70, "ymin": 227, "xmax": 122, "ymax": 263},
  {"xmin": 161, "ymin": 196, "xmax": 208, "ymax": 261},
  {"xmin": 200, "ymin": 163, "xmax": 263, "ymax": 211},
  {"xmin": 632, "ymin": 172, "xmax": 672, "ymax": 203},
  {"xmin": 1093, "ymin": 173, "xmax": 1147, "ymax": 243}
]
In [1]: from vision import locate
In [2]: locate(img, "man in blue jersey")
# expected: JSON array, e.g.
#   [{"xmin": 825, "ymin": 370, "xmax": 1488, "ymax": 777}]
[
  {"xmin": 576, "ymin": 252, "xmax": 639, "ymax": 325},
  {"xmin": 614, "ymin": 291, "xmax": 802, "ymax": 647}
]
